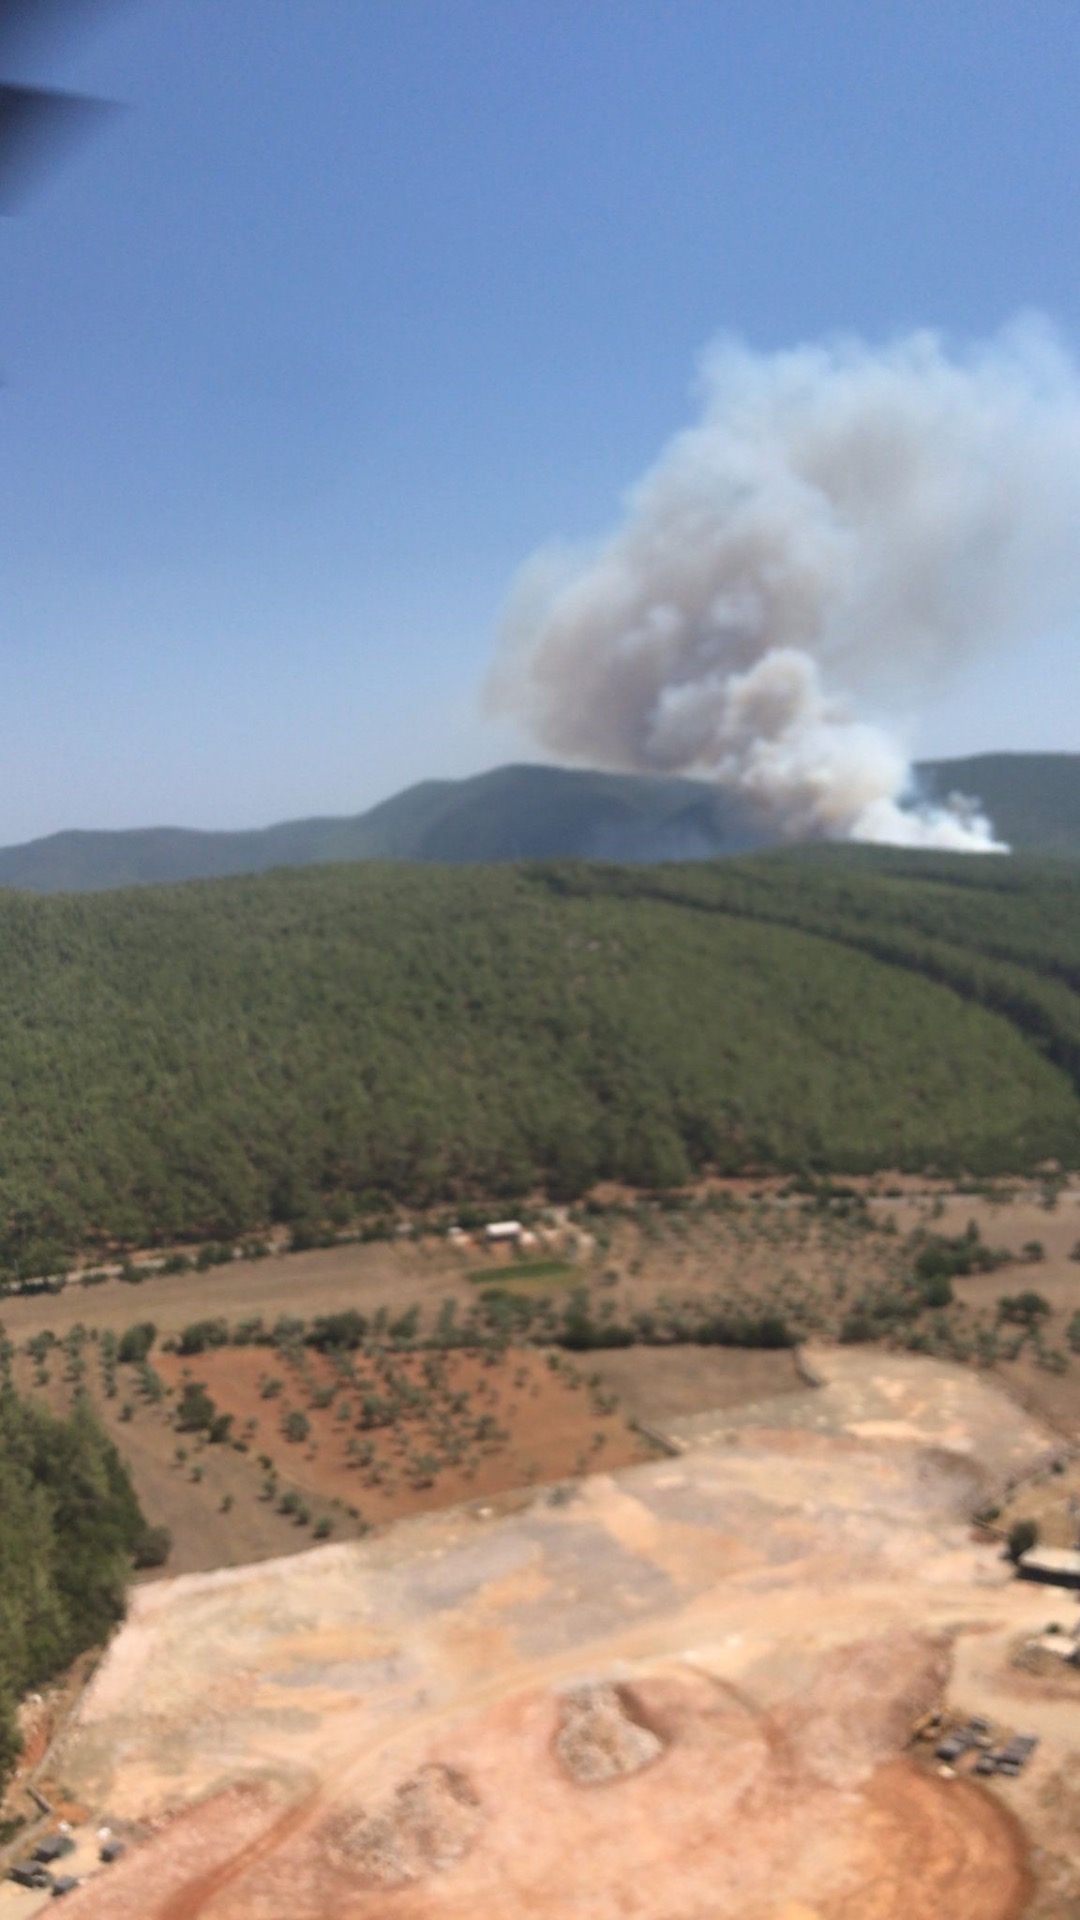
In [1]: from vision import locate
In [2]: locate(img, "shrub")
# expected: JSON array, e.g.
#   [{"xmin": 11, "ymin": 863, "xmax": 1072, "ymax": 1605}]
[
  {"xmin": 305, "ymin": 1311, "xmax": 368, "ymax": 1351},
  {"xmin": 912, "ymin": 1226, "xmax": 1009, "ymax": 1286},
  {"xmin": 839, "ymin": 1310, "xmax": 876, "ymax": 1344},
  {"xmin": 282, "ymin": 1409, "xmax": 311, "ymax": 1444},
  {"xmin": 177, "ymin": 1318, "xmax": 229, "ymax": 1356},
  {"xmin": 997, "ymin": 1291, "xmax": 1052, "ymax": 1328},
  {"xmin": 117, "ymin": 1321, "xmax": 156, "ymax": 1365},
  {"xmin": 1007, "ymin": 1518, "xmax": 1039, "ymax": 1562},
  {"xmin": 272, "ymin": 1315, "xmax": 306, "ymax": 1348},
  {"xmin": 919, "ymin": 1274, "xmax": 954, "ymax": 1310},
  {"xmin": 194, "ymin": 1242, "xmax": 234, "ymax": 1271},
  {"xmin": 175, "ymin": 1382, "xmax": 217, "ymax": 1432}
]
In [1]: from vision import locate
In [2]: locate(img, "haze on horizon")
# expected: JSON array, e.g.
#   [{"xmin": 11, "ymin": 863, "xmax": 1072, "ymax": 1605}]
[{"xmin": 3, "ymin": 1, "xmax": 1080, "ymax": 844}]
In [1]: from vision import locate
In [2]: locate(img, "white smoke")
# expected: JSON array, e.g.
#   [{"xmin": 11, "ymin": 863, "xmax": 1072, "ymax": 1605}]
[{"xmin": 490, "ymin": 317, "xmax": 1080, "ymax": 850}]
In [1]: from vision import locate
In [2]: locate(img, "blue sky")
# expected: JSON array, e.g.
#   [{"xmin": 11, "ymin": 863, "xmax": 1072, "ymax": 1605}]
[{"xmin": 3, "ymin": 0, "xmax": 1080, "ymax": 840}]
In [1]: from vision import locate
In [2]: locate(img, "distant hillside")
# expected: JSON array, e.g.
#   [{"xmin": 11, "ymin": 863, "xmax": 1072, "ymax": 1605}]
[
  {"xmin": 915, "ymin": 753, "xmax": 1080, "ymax": 856},
  {"xmin": 0, "ymin": 849, "xmax": 1079, "ymax": 1272},
  {"xmin": 0, "ymin": 754, "xmax": 1077, "ymax": 892},
  {"xmin": 0, "ymin": 766, "xmax": 770, "ymax": 893}
]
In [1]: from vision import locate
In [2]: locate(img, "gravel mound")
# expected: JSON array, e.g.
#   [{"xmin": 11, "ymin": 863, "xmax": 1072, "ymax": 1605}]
[
  {"xmin": 329, "ymin": 1763, "xmax": 482, "ymax": 1887},
  {"xmin": 555, "ymin": 1682, "xmax": 664, "ymax": 1785}
]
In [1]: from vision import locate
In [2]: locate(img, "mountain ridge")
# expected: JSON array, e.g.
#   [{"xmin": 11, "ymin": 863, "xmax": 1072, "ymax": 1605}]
[{"xmin": 0, "ymin": 752, "xmax": 1075, "ymax": 893}]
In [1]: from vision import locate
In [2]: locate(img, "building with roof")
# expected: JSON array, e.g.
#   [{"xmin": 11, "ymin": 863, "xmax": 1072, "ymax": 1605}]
[{"xmin": 1017, "ymin": 1545, "xmax": 1080, "ymax": 1588}]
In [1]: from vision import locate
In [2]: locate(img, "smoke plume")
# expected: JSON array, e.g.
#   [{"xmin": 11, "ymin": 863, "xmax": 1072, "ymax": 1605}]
[{"xmin": 490, "ymin": 319, "xmax": 1080, "ymax": 849}]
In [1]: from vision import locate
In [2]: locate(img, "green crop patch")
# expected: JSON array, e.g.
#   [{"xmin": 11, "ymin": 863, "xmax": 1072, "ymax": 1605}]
[{"xmin": 469, "ymin": 1260, "xmax": 578, "ymax": 1286}]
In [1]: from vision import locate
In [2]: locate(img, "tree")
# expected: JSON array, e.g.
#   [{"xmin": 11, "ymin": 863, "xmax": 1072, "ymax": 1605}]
[
  {"xmin": 134, "ymin": 1525, "xmax": 172, "ymax": 1568},
  {"xmin": 117, "ymin": 1321, "xmax": 156, "ymax": 1365},
  {"xmin": 1007, "ymin": 1518, "xmax": 1038, "ymax": 1563},
  {"xmin": 175, "ymin": 1382, "xmax": 217, "ymax": 1432},
  {"xmin": 997, "ymin": 1291, "xmax": 1051, "ymax": 1328}
]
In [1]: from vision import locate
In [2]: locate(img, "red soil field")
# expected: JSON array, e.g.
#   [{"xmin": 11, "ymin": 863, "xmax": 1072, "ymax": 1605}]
[{"xmin": 154, "ymin": 1343, "xmax": 656, "ymax": 1527}]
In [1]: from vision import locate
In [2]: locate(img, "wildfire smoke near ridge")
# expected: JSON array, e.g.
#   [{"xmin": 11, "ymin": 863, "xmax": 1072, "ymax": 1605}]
[{"xmin": 492, "ymin": 320, "xmax": 1080, "ymax": 851}]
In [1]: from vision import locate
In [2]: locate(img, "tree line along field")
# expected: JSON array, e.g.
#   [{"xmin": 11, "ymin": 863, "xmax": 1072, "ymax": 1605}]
[
  {"xmin": 0, "ymin": 1386, "xmax": 153, "ymax": 1802},
  {"xmin": 6, "ymin": 1175, "xmax": 1080, "ymax": 1585},
  {"xmin": 2, "ymin": 848, "xmax": 1080, "ymax": 1276}
]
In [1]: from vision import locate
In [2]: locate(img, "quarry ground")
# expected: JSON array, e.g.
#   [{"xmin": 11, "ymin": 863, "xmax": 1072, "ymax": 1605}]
[{"xmin": 6, "ymin": 1345, "xmax": 1080, "ymax": 1919}]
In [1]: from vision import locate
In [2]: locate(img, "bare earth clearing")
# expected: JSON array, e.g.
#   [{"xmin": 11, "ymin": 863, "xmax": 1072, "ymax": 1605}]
[
  {"xmin": 9, "ymin": 1176, "xmax": 1080, "ymax": 1573},
  {"xmin": 8, "ymin": 1347, "xmax": 1080, "ymax": 1919}
]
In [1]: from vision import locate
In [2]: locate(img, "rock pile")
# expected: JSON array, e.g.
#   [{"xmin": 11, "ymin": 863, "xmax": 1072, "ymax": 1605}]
[
  {"xmin": 555, "ymin": 1682, "xmax": 663, "ymax": 1785},
  {"xmin": 330, "ymin": 1763, "xmax": 483, "ymax": 1887}
]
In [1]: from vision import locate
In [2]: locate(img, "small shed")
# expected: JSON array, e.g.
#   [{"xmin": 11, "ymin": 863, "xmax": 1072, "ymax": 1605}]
[
  {"xmin": 484, "ymin": 1221, "xmax": 523, "ymax": 1245},
  {"xmin": 1017, "ymin": 1545, "xmax": 1080, "ymax": 1589}
]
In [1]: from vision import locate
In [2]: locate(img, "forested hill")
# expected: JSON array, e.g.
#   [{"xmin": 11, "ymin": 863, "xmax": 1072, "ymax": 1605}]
[
  {"xmin": 2, "ymin": 849, "xmax": 1080, "ymax": 1275},
  {"xmin": 916, "ymin": 753, "xmax": 1080, "ymax": 855},
  {"xmin": 0, "ymin": 766, "xmax": 770, "ymax": 892},
  {"xmin": 1, "ymin": 753, "xmax": 1077, "ymax": 892}
]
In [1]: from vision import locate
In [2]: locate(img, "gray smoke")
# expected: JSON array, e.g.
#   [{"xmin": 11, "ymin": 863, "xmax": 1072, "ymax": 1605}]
[{"xmin": 490, "ymin": 318, "xmax": 1080, "ymax": 849}]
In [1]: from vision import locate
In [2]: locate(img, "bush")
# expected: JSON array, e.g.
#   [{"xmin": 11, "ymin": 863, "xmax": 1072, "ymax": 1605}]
[
  {"xmin": 175, "ymin": 1382, "xmax": 217, "ymax": 1432},
  {"xmin": 282, "ymin": 1409, "xmax": 311, "ymax": 1444},
  {"xmin": 1007, "ymin": 1518, "xmax": 1039, "ymax": 1562},
  {"xmin": 912, "ymin": 1226, "xmax": 1009, "ymax": 1287},
  {"xmin": 305, "ymin": 1311, "xmax": 368, "ymax": 1351},
  {"xmin": 117, "ymin": 1321, "xmax": 156, "ymax": 1365},
  {"xmin": 133, "ymin": 1524, "xmax": 172, "ymax": 1569},
  {"xmin": 997, "ymin": 1291, "xmax": 1052, "ymax": 1328},
  {"xmin": 194, "ymin": 1242, "xmax": 234, "ymax": 1271},
  {"xmin": 177, "ymin": 1318, "xmax": 230, "ymax": 1356},
  {"xmin": 919, "ymin": 1274, "xmax": 954, "ymax": 1310}
]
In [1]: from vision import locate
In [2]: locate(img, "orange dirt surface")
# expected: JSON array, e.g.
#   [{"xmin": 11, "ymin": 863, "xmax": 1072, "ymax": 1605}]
[
  {"xmin": 154, "ymin": 1344, "xmax": 655, "ymax": 1525},
  {"xmin": 72, "ymin": 1677, "xmax": 1031, "ymax": 1920},
  {"xmin": 42, "ymin": 1350, "xmax": 1080, "ymax": 1920}
]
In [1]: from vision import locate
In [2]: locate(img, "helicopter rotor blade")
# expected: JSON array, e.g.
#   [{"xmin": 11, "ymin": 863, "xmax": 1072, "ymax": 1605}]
[{"xmin": 0, "ymin": 78, "xmax": 117, "ymax": 211}]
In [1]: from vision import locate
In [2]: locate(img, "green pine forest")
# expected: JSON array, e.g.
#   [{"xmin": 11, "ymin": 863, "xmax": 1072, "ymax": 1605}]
[
  {"xmin": 0, "ymin": 848, "xmax": 1078, "ymax": 1277},
  {"xmin": 0, "ymin": 1384, "xmax": 150, "ymax": 1791}
]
